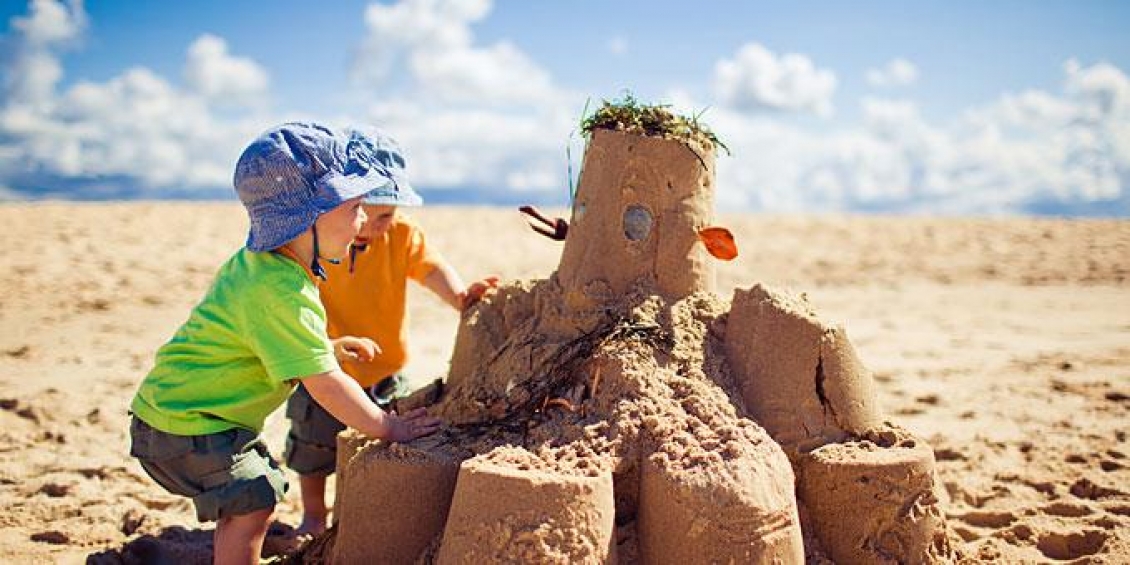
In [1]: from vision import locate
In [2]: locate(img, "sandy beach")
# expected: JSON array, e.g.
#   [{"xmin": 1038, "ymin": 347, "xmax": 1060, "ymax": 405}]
[{"xmin": 0, "ymin": 202, "xmax": 1127, "ymax": 563}]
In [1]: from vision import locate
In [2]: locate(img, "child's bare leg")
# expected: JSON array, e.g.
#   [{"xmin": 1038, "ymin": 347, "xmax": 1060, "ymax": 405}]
[
  {"xmin": 214, "ymin": 507, "xmax": 273, "ymax": 565},
  {"xmin": 297, "ymin": 473, "xmax": 329, "ymax": 535}
]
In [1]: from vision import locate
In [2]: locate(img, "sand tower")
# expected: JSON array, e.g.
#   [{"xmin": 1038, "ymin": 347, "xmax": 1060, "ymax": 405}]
[
  {"xmin": 324, "ymin": 99, "xmax": 953, "ymax": 564},
  {"xmin": 556, "ymin": 120, "xmax": 717, "ymax": 304}
]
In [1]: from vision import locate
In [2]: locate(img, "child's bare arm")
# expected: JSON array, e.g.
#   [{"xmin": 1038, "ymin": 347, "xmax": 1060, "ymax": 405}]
[
  {"xmin": 421, "ymin": 262, "xmax": 499, "ymax": 311},
  {"xmin": 301, "ymin": 370, "xmax": 440, "ymax": 441}
]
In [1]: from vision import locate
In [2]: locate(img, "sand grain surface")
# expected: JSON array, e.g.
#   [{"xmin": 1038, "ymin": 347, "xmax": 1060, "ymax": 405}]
[{"xmin": 0, "ymin": 203, "xmax": 1127, "ymax": 563}]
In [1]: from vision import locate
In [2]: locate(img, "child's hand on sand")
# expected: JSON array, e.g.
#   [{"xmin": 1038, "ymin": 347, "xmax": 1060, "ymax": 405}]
[
  {"xmin": 384, "ymin": 407, "xmax": 442, "ymax": 442},
  {"xmin": 460, "ymin": 276, "xmax": 500, "ymax": 311},
  {"xmin": 333, "ymin": 336, "xmax": 380, "ymax": 363}
]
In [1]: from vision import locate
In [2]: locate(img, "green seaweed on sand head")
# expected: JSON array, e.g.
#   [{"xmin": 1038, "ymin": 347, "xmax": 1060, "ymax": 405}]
[
  {"xmin": 566, "ymin": 93, "xmax": 729, "ymax": 203},
  {"xmin": 579, "ymin": 92, "xmax": 730, "ymax": 155}
]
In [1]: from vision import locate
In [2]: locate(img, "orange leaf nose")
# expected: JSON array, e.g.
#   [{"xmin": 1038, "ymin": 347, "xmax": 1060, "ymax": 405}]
[{"xmin": 698, "ymin": 227, "xmax": 738, "ymax": 261}]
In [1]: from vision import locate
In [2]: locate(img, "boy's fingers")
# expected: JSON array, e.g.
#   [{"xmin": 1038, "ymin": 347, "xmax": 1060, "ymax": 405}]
[
  {"xmin": 463, "ymin": 279, "xmax": 499, "ymax": 309},
  {"xmin": 402, "ymin": 410, "xmax": 442, "ymax": 427},
  {"xmin": 401, "ymin": 407, "xmax": 430, "ymax": 419},
  {"xmin": 411, "ymin": 420, "xmax": 442, "ymax": 438},
  {"xmin": 395, "ymin": 412, "xmax": 441, "ymax": 440},
  {"xmin": 344, "ymin": 338, "xmax": 379, "ymax": 362},
  {"xmin": 357, "ymin": 343, "xmax": 377, "ymax": 361}
]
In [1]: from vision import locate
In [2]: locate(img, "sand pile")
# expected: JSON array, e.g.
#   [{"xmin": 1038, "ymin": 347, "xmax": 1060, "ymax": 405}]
[{"xmin": 325, "ymin": 103, "xmax": 955, "ymax": 564}]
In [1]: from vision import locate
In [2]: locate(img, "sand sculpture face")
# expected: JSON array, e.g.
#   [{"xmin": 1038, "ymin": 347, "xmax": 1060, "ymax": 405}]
[
  {"xmin": 326, "ymin": 105, "xmax": 955, "ymax": 564},
  {"xmin": 557, "ymin": 128, "xmax": 716, "ymax": 306}
]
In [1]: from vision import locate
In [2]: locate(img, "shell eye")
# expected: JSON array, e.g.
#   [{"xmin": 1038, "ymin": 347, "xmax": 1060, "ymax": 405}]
[{"xmin": 623, "ymin": 205, "xmax": 652, "ymax": 241}]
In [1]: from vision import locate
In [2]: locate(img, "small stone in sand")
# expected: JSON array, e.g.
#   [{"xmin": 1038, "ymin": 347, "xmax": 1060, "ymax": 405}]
[
  {"xmin": 30, "ymin": 531, "xmax": 69, "ymax": 544},
  {"xmin": 38, "ymin": 483, "xmax": 70, "ymax": 497}
]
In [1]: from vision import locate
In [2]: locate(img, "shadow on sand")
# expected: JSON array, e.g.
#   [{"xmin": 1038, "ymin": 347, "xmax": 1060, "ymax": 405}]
[{"xmin": 85, "ymin": 521, "xmax": 304, "ymax": 565}]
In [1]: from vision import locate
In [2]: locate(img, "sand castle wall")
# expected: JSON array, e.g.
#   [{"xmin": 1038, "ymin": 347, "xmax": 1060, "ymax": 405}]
[
  {"xmin": 332, "ymin": 437, "xmax": 462, "ymax": 564},
  {"xmin": 724, "ymin": 283, "xmax": 883, "ymax": 453},
  {"xmin": 798, "ymin": 428, "xmax": 952, "ymax": 563},
  {"xmin": 638, "ymin": 436, "xmax": 804, "ymax": 563},
  {"xmin": 436, "ymin": 449, "xmax": 616, "ymax": 565},
  {"xmin": 722, "ymin": 283, "xmax": 953, "ymax": 563}
]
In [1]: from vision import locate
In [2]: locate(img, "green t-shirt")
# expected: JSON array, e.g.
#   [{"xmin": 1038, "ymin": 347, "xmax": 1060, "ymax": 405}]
[{"xmin": 131, "ymin": 248, "xmax": 338, "ymax": 435}]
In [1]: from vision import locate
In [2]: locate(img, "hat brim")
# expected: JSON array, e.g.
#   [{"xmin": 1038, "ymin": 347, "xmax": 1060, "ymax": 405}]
[
  {"xmin": 360, "ymin": 174, "xmax": 423, "ymax": 207},
  {"xmin": 246, "ymin": 172, "xmax": 396, "ymax": 251},
  {"xmin": 319, "ymin": 171, "xmax": 396, "ymax": 207}
]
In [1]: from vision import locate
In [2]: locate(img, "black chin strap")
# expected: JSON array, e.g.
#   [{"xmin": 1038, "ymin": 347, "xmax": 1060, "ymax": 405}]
[
  {"xmin": 349, "ymin": 242, "xmax": 367, "ymax": 274},
  {"xmin": 309, "ymin": 224, "xmax": 340, "ymax": 281}
]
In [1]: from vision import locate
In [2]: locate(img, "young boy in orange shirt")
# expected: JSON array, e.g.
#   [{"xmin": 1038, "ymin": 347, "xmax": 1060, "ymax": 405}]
[{"xmin": 283, "ymin": 127, "xmax": 498, "ymax": 535}]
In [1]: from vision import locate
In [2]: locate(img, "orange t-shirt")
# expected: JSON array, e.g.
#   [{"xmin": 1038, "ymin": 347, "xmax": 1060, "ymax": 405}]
[{"xmin": 319, "ymin": 214, "xmax": 442, "ymax": 387}]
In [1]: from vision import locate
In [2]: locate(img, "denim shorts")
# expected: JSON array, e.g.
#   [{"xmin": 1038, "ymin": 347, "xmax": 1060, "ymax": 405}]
[
  {"xmin": 283, "ymin": 376, "xmax": 406, "ymax": 475},
  {"xmin": 129, "ymin": 416, "xmax": 288, "ymax": 522}
]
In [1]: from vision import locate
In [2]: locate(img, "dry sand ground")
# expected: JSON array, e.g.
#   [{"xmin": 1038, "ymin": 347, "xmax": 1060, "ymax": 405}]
[{"xmin": 0, "ymin": 202, "xmax": 1127, "ymax": 563}]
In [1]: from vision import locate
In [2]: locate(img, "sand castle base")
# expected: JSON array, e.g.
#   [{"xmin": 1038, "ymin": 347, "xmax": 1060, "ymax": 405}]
[
  {"xmin": 798, "ymin": 427, "xmax": 952, "ymax": 563},
  {"xmin": 331, "ymin": 438, "xmax": 460, "ymax": 564},
  {"xmin": 638, "ymin": 451, "xmax": 802, "ymax": 563},
  {"xmin": 437, "ymin": 450, "xmax": 616, "ymax": 564}
]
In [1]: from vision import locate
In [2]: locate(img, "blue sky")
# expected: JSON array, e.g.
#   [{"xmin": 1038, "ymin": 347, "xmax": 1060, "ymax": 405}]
[{"xmin": 1, "ymin": 0, "xmax": 1128, "ymax": 215}]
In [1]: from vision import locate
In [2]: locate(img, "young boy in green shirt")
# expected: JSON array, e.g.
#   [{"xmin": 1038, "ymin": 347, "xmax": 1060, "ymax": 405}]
[{"xmin": 129, "ymin": 122, "xmax": 441, "ymax": 565}]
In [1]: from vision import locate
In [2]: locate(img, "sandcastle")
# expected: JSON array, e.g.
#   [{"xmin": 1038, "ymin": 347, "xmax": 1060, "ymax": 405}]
[{"xmin": 326, "ymin": 101, "xmax": 955, "ymax": 564}]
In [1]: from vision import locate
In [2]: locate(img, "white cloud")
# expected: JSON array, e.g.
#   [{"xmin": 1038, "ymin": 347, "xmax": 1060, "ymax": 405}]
[
  {"xmin": 6, "ymin": 50, "xmax": 64, "ymax": 105},
  {"xmin": 408, "ymin": 40, "xmax": 555, "ymax": 105},
  {"xmin": 363, "ymin": 98, "xmax": 578, "ymax": 193},
  {"xmin": 713, "ymin": 43, "xmax": 837, "ymax": 116},
  {"xmin": 353, "ymin": 0, "xmax": 556, "ymax": 106},
  {"xmin": 1, "ymin": 65, "xmax": 263, "ymax": 188},
  {"xmin": 704, "ymin": 59, "xmax": 1129, "ymax": 214},
  {"xmin": 361, "ymin": 0, "xmax": 488, "ymax": 50},
  {"xmin": 348, "ymin": 0, "xmax": 580, "ymax": 197},
  {"xmin": 11, "ymin": 0, "xmax": 84, "ymax": 47},
  {"xmin": 184, "ymin": 34, "xmax": 269, "ymax": 107},
  {"xmin": 1064, "ymin": 59, "xmax": 1130, "ymax": 120},
  {"xmin": 989, "ymin": 90, "xmax": 1076, "ymax": 130},
  {"xmin": 352, "ymin": 0, "xmax": 487, "ymax": 88},
  {"xmin": 0, "ymin": 1, "xmax": 271, "ymax": 194},
  {"xmin": 866, "ymin": 58, "xmax": 919, "ymax": 87},
  {"xmin": 4, "ymin": 0, "xmax": 84, "ymax": 104}
]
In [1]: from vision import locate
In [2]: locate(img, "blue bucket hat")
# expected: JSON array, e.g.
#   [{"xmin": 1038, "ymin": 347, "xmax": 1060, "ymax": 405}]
[
  {"xmin": 234, "ymin": 122, "xmax": 401, "ymax": 252},
  {"xmin": 343, "ymin": 126, "xmax": 423, "ymax": 207}
]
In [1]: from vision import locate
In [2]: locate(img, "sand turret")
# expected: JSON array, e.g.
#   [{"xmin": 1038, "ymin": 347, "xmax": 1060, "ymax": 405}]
[
  {"xmin": 557, "ymin": 127, "xmax": 716, "ymax": 306},
  {"xmin": 323, "ymin": 98, "xmax": 953, "ymax": 564}
]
